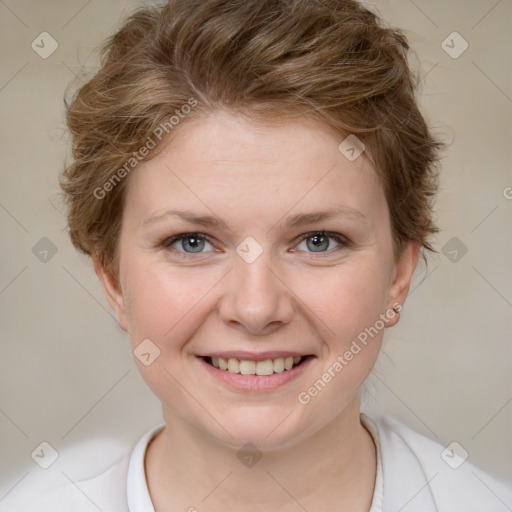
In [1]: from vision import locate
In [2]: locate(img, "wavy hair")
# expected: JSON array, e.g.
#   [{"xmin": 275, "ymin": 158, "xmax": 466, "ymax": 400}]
[{"xmin": 61, "ymin": 0, "xmax": 444, "ymax": 277}]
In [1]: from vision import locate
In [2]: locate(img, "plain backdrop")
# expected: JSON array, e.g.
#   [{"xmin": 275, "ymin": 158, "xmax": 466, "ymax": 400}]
[{"xmin": 0, "ymin": 0, "xmax": 511, "ymax": 501}]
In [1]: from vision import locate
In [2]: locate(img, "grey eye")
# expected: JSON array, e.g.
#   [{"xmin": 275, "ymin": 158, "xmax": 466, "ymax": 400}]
[
  {"xmin": 306, "ymin": 234, "xmax": 330, "ymax": 252},
  {"xmin": 180, "ymin": 235, "xmax": 205, "ymax": 253},
  {"xmin": 295, "ymin": 232, "xmax": 348, "ymax": 254},
  {"xmin": 167, "ymin": 233, "xmax": 214, "ymax": 253},
  {"xmin": 297, "ymin": 233, "xmax": 341, "ymax": 253}
]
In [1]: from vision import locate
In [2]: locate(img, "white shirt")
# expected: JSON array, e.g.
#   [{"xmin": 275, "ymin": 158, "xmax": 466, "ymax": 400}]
[{"xmin": 5, "ymin": 413, "xmax": 512, "ymax": 512}]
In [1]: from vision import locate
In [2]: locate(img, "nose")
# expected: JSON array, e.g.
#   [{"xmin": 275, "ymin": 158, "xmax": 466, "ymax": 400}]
[{"xmin": 218, "ymin": 250, "xmax": 295, "ymax": 336}]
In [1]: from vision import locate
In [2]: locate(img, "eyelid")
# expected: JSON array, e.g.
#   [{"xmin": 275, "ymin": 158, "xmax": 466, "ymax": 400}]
[{"xmin": 296, "ymin": 230, "xmax": 350, "ymax": 244}]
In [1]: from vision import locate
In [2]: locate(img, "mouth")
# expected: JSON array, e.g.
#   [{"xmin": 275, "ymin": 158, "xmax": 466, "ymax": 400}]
[{"xmin": 199, "ymin": 354, "xmax": 313, "ymax": 376}]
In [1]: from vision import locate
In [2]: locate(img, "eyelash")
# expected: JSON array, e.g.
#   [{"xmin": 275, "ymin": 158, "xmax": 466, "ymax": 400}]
[{"xmin": 161, "ymin": 231, "xmax": 351, "ymax": 257}]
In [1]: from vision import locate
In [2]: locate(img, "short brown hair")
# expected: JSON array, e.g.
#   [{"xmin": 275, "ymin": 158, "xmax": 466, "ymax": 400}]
[{"xmin": 61, "ymin": 0, "xmax": 443, "ymax": 277}]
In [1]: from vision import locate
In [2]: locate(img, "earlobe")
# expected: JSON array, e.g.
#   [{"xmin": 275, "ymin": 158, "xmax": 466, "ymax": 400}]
[
  {"xmin": 385, "ymin": 243, "xmax": 421, "ymax": 328},
  {"xmin": 93, "ymin": 258, "xmax": 128, "ymax": 331}
]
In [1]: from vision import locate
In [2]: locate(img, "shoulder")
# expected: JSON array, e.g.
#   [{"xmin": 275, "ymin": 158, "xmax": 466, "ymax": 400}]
[
  {"xmin": 1, "ymin": 436, "xmax": 134, "ymax": 512},
  {"xmin": 364, "ymin": 413, "xmax": 512, "ymax": 512},
  {"xmin": 38, "ymin": 456, "xmax": 129, "ymax": 512},
  {"xmin": 4, "ymin": 423, "xmax": 165, "ymax": 512}
]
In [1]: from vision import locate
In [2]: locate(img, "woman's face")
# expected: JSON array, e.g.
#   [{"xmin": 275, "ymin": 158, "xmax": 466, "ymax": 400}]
[{"xmin": 98, "ymin": 110, "xmax": 419, "ymax": 450}]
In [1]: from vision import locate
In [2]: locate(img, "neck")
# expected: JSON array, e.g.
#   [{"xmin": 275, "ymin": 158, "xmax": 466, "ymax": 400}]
[{"xmin": 145, "ymin": 396, "xmax": 376, "ymax": 512}]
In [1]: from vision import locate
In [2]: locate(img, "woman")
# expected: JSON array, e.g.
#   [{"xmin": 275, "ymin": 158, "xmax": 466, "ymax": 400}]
[{"xmin": 16, "ymin": 0, "xmax": 512, "ymax": 510}]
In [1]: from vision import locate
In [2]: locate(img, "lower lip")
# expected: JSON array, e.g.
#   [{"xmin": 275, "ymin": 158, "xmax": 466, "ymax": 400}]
[{"xmin": 196, "ymin": 356, "xmax": 314, "ymax": 391}]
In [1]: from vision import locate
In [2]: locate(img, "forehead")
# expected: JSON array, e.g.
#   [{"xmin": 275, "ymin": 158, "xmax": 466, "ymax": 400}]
[
  {"xmin": 124, "ymin": 110, "xmax": 386, "ymax": 227},
  {"xmin": 148, "ymin": 110, "xmax": 375, "ymax": 175}
]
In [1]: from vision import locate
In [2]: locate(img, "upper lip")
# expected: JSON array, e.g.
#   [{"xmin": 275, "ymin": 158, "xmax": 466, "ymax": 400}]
[{"xmin": 197, "ymin": 351, "xmax": 311, "ymax": 362}]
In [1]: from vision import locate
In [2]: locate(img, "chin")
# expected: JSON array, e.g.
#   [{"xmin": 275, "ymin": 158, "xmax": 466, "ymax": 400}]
[{"xmin": 201, "ymin": 405, "xmax": 309, "ymax": 451}]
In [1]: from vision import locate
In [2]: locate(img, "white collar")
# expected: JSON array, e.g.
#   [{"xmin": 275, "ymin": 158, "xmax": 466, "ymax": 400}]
[
  {"xmin": 364, "ymin": 414, "xmax": 439, "ymax": 512},
  {"xmin": 127, "ymin": 422, "xmax": 164, "ymax": 512},
  {"xmin": 361, "ymin": 413, "xmax": 385, "ymax": 511},
  {"xmin": 127, "ymin": 414, "xmax": 442, "ymax": 512}
]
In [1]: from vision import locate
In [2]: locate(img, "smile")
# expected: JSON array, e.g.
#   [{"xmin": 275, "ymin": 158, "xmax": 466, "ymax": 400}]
[
  {"xmin": 204, "ymin": 355, "xmax": 307, "ymax": 376},
  {"xmin": 196, "ymin": 351, "xmax": 315, "ymax": 391}
]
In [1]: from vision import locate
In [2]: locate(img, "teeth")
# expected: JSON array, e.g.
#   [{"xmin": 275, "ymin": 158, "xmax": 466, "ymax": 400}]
[
  {"xmin": 273, "ymin": 357, "xmax": 285, "ymax": 373},
  {"xmin": 227, "ymin": 358, "xmax": 239, "ymax": 373},
  {"xmin": 209, "ymin": 356, "xmax": 304, "ymax": 375},
  {"xmin": 239, "ymin": 360, "xmax": 255, "ymax": 375},
  {"xmin": 255, "ymin": 360, "xmax": 274, "ymax": 375}
]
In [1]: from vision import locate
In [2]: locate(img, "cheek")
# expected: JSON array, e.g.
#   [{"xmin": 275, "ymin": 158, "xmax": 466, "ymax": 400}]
[
  {"xmin": 122, "ymin": 258, "xmax": 226, "ymax": 346},
  {"xmin": 294, "ymin": 262, "xmax": 388, "ymax": 414},
  {"xmin": 296, "ymin": 257, "xmax": 390, "ymax": 342},
  {"xmin": 120, "ymin": 259, "xmax": 219, "ymax": 411}
]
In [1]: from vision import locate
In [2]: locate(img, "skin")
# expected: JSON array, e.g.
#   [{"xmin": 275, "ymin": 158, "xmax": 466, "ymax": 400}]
[{"xmin": 95, "ymin": 109, "xmax": 420, "ymax": 511}]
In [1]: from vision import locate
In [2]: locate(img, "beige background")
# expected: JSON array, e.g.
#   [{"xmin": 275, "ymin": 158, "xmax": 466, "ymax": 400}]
[{"xmin": 0, "ymin": 0, "xmax": 511, "ymax": 502}]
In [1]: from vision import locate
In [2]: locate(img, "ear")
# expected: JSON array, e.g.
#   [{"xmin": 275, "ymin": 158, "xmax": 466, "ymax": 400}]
[
  {"xmin": 385, "ymin": 242, "xmax": 420, "ymax": 328},
  {"xmin": 93, "ymin": 258, "xmax": 128, "ymax": 331}
]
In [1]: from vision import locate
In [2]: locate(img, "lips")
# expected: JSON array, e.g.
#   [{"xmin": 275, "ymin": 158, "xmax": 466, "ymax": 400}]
[{"xmin": 197, "ymin": 353, "xmax": 314, "ymax": 391}]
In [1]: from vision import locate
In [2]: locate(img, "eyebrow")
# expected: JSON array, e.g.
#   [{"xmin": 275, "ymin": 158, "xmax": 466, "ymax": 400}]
[{"xmin": 141, "ymin": 206, "xmax": 366, "ymax": 230}]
